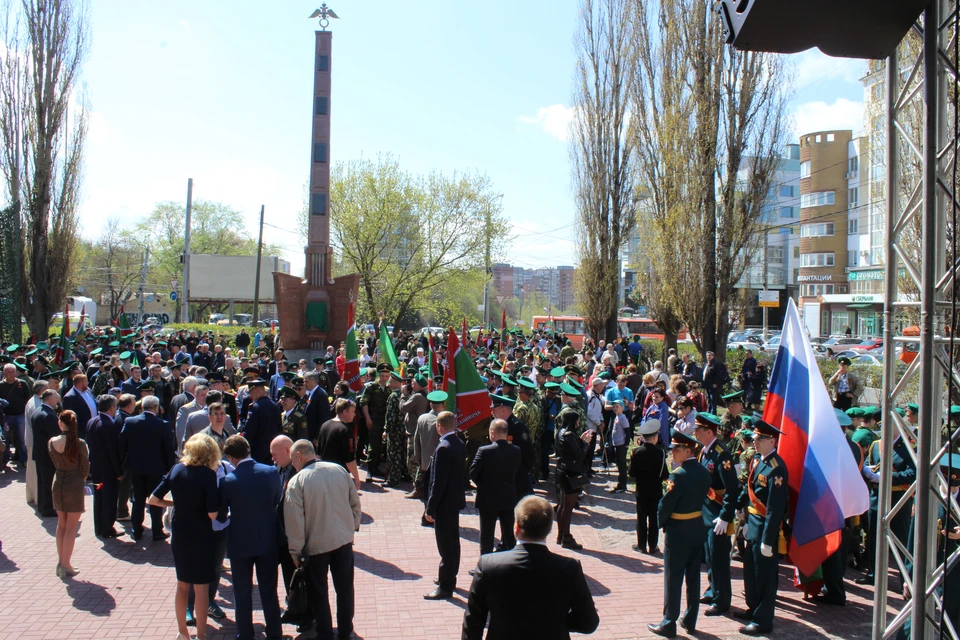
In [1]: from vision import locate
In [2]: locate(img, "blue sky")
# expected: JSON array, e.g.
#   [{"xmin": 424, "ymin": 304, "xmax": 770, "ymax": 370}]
[{"xmin": 79, "ymin": 0, "xmax": 868, "ymax": 275}]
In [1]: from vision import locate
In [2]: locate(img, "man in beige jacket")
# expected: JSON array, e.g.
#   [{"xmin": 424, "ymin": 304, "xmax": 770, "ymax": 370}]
[{"xmin": 284, "ymin": 439, "xmax": 362, "ymax": 640}]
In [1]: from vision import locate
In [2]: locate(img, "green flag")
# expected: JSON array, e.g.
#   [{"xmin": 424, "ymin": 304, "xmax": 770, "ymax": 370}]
[
  {"xmin": 379, "ymin": 321, "xmax": 400, "ymax": 370},
  {"xmin": 442, "ymin": 328, "xmax": 492, "ymax": 431}
]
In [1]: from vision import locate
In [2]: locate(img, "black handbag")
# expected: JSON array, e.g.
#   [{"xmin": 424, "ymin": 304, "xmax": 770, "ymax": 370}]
[
  {"xmin": 566, "ymin": 471, "xmax": 590, "ymax": 491},
  {"xmin": 280, "ymin": 557, "xmax": 312, "ymax": 624}
]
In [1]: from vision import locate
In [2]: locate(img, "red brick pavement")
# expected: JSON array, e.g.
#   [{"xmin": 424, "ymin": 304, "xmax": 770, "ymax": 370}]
[{"xmin": 0, "ymin": 463, "xmax": 891, "ymax": 639}]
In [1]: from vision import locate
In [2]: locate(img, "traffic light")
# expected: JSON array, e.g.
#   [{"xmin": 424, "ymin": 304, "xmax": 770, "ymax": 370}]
[{"xmin": 717, "ymin": 0, "xmax": 928, "ymax": 59}]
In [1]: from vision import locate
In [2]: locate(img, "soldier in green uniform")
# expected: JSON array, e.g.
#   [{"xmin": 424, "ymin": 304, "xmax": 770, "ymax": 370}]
[
  {"xmin": 845, "ymin": 406, "xmax": 864, "ymax": 432},
  {"xmin": 648, "ymin": 429, "xmax": 711, "ymax": 638},
  {"xmin": 719, "ymin": 392, "xmax": 744, "ymax": 444},
  {"xmin": 731, "ymin": 424, "xmax": 755, "ymax": 561},
  {"xmin": 694, "ymin": 412, "xmax": 740, "ymax": 616},
  {"xmin": 382, "ymin": 371, "xmax": 406, "ymax": 488},
  {"xmin": 852, "ymin": 408, "xmax": 880, "ymax": 451},
  {"xmin": 858, "ymin": 421, "xmax": 916, "ymax": 585},
  {"xmin": 735, "ymin": 418, "xmax": 788, "ymax": 635},
  {"xmin": 358, "ymin": 362, "xmax": 393, "ymax": 482},
  {"xmin": 513, "ymin": 378, "xmax": 543, "ymax": 481},
  {"xmin": 278, "ymin": 386, "xmax": 308, "ymax": 441},
  {"xmin": 291, "ymin": 376, "xmax": 307, "ymax": 414},
  {"xmin": 498, "ymin": 373, "xmax": 518, "ymax": 401},
  {"xmin": 557, "ymin": 383, "xmax": 587, "ymax": 436}
]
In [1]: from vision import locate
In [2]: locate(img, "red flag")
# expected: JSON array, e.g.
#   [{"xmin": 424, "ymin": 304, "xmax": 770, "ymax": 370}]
[
  {"xmin": 343, "ymin": 302, "xmax": 363, "ymax": 393},
  {"xmin": 442, "ymin": 327, "xmax": 492, "ymax": 432},
  {"xmin": 501, "ymin": 308, "xmax": 506, "ymax": 336}
]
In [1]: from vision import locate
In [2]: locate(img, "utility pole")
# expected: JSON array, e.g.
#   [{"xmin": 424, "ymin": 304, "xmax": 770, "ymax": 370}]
[
  {"xmin": 137, "ymin": 247, "xmax": 149, "ymax": 323},
  {"xmin": 252, "ymin": 205, "xmax": 265, "ymax": 325},
  {"xmin": 762, "ymin": 237, "xmax": 769, "ymax": 341},
  {"xmin": 483, "ymin": 206, "xmax": 491, "ymax": 328},
  {"xmin": 181, "ymin": 178, "xmax": 193, "ymax": 323}
]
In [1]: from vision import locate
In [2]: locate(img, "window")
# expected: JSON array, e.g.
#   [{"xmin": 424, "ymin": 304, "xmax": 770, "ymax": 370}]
[
  {"xmin": 799, "ymin": 252, "xmax": 835, "ymax": 267},
  {"xmin": 801, "ymin": 284, "xmax": 835, "ymax": 296},
  {"xmin": 800, "ymin": 161, "xmax": 811, "ymax": 178},
  {"xmin": 780, "ymin": 185, "xmax": 795, "ymax": 197},
  {"xmin": 311, "ymin": 193, "xmax": 327, "ymax": 216},
  {"xmin": 315, "ymin": 96, "xmax": 328, "ymax": 115},
  {"xmin": 827, "ymin": 133, "xmax": 835, "ymax": 142},
  {"xmin": 849, "ymin": 156, "xmax": 859, "ymax": 174},
  {"xmin": 780, "ymin": 227, "xmax": 791, "ymax": 236},
  {"xmin": 848, "ymin": 187, "xmax": 859, "ymax": 208},
  {"xmin": 815, "ymin": 134, "xmax": 822, "ymax": 143},
  {"xmin": 794, "ymin": 247, "xmax": 800, "ymax": 259},
  {"xmin": 767, "ymin": 246, "xmax": 783, "ymax": 262},
  {"xmin": 800, "ymin": 191, "xmax": 835, "ymax": 208},
  {"xmin": 317, "ymin": 55, "xmax": 329, "ymax": 71},
  {"xmin": 848, "ymin": 218, "xmax": 859, "ymax": 234},
  {"xmin": 848, "ymin": 251, "xmax": 857, "ymax": 267},
  {"xmin": 780, "ymin": 206, "xmax": 797, "ymax": 218},
  {"xmin": 800, "ymin": 222, "xmax": 835, "ymax": 237},
  {"xmin": 313, "ymin": 142, "xmax": 328, "ymax": 163}
]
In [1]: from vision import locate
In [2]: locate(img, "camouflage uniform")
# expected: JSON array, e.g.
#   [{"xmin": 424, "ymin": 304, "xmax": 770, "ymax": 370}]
[
  {"xmin": 281, "ymin": 409, "xmax": 309, "ymax": 441},
  {"xmin": 358, "ymin": 381, "xmax": 390, "ymax": 472},
  {"xmin": 383, "ymin": 388, "xmax": 406, "ymax": 486},
  {"xmin": 557, "ymin": 401, "xmax": 587, "ymax": 437},
  {"xmin": 719, "ymin": 412, "xmax": 742, "ymax": 445},
  {"xmin": 514, "ymin": 397, "xmax": 543, "ymax": 479}
]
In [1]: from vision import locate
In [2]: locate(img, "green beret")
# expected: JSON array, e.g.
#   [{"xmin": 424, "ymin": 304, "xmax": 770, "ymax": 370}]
[
  {"xmin": 845, "ymin": 407, "xmax": 864, "ymax": 417},
  {"xmin": 951, "ymin": 405, "xmax": 960, "ymax": 416},
  {"xmin": 413, "ymin": 374, "xmax": 428, "ymax": 387},
  {"xmin": 906, "ymin": 402, "xmax": 919, "ymax": 413},
  {"xmin": 738, "ymin": 428, "xmax": 754, "ymax": 439},
  {"xmin": 597, "ymin": 371, "xmax": 612, "ymax": 381},
  {"xmin": 426, "ymin": 390, "xmax": 448, "ymax": 403},
  {"xmin": 851, "ymin": 428, "xmax": 876, "ymax": 446}
]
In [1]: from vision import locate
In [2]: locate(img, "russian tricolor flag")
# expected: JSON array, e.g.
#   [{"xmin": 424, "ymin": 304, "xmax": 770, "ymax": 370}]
[{"xmin": 762, "ymin": 298, "xmax": 870, "ymax": 576}]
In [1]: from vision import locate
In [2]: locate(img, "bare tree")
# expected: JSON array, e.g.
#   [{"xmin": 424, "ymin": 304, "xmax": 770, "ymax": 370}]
[
  {"xmin": 88, "ymin": 219, "xmax": 141, "ymax": 321},
  {"xmin": 630, "ymin": 0, "xmax": 789, "ymax": 357},
  {"xmin": 571, "ymin": 0, "xmax": 637, "ymax": 344},
  {"xmin": 0, "ymin": 0, "xmax": 88, "ymax": 339}
]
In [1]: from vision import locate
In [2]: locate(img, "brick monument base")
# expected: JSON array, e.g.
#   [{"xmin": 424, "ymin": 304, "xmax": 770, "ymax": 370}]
[{"xmin": 272, "ymin": 271, "xmax": 360, "ymax": 351}]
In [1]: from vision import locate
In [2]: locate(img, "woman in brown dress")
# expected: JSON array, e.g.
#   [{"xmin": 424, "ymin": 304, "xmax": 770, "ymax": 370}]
[{"xmin": 49, "ymin": 410, "xmax": 89, "ymax": 578}]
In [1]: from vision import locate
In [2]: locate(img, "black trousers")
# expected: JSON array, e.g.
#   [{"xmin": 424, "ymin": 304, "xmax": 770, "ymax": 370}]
[
  {"xmin": 660, "ymin": 537, "xmax": 703, "ymax": 630},
  {"xmin": 35, "ymin": 457, "xmax": 55, "ymax": 514},
  {"xmin": 743, "ymin": 541, "xmax": 779, "ymax": 630},
  {"xmin": 434, "ymin": 511, "xmax": 461, "ymax": 591},
  {"xmin": 131, "ymin": 473, "xmax": 164, "ymax": 537},
  {"xmin": 92, "ymin": 476, "xmax": 119, "ymax": 535},
  {"xmin": 821, "ymin": 543, "xmax": 847, "ymax": 604},
  {"xmin": 636, "ymin": 491, "xmax": 661, "ymax": 551},
  {"xmin": 232, "ymin": 549, "xmax": 282, "ymax": 640},
  {"xmin": 117, "ymin": 473, "xmax": 132, "ymax": 517},
  {"xmin": 307, "ymin": 543, "xmax": 355, "ymax": 640},
  {"xmin": 479, "ymin": 508, "xmax": 515, "ymax": 556}
]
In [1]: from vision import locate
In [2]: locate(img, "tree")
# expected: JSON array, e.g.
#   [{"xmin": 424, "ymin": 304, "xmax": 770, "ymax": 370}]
[
  {"xmin": 86, "ymin": 218, "xmax": 142, "ymax": 321},
  {"xmin": 571, "ymin": 0, "xmax": 637, "ymax": 344},
  {"xmin": 330, "ymin": 154, "xmax": 509, "ymax": 329},
  {"xmin": 0, "ymin": 0, "xmax": 88, "ymax": 339},
  {"xmin": 629, "ymin": 0, "xmax": 789, "ymax": 357},
  {"xmin": 128, "ymin": 200, "xmax": 279, "ymax": 322}
]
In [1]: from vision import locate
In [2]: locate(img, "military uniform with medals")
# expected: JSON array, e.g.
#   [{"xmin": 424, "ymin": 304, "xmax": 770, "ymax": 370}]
[{"xmin": 278, "ymin": 387, "xmax": 308, "ymax": 441}]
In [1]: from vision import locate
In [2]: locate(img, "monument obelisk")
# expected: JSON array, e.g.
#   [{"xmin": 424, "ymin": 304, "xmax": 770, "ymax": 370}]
[{"xmin": 273, "ymin": 4, "xmax": 359, "ymax": 351}]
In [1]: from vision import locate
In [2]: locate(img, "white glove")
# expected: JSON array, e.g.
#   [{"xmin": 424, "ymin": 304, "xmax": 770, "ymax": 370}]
[
  {"xmin": 862, "ymin": 467, "xmax": 880, "ymax": 483},
  {"xmin": 761, "ymin": 543, "xmax": 774, "ymax": 558},
  {"xmin": 712, "ymin": 517, "xmax": 730, "ymax": 536}
]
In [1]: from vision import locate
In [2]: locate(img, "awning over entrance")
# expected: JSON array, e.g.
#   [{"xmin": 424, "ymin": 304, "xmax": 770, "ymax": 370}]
[{"xmin": 847, "ymin": 303, "xmax": 876, "ymax": 309}]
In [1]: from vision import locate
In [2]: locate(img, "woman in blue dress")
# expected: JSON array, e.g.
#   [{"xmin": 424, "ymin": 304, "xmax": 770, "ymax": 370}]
[{"xmin": 150, "ymin": 433, "xmax": 221, "ymax": 640}]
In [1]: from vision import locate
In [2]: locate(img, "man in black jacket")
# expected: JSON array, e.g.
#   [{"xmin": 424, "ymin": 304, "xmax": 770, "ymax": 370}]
[
  {"xmin": 462, "ymin": 495, "xmax": 599, "ymax": 639},
  {"xmin": 61, "ymin": 374, "xmax": 95, "ymax": 439},
  {"xmin": 469, "ymin": 419, "xmax": 521, "ymax": 555},
  {"xmin": 120, "ymin": 395, "xmax": 176, "ymax": 541},
  {"xmin": 87, "ymin": 394, "xmax": 124, "ymax": 538},
  {"xmin": 302, "ymin": 371, "xmax": 332, "ymax": 444},
  {"xmin": 32, "ymin": 389, "xmax": 62, "ymax": 517},
  {"xmin": 630, "ymin": 419, "xmax": 670, "ymax": 555},
  {"xmin": 424, "ymin": 411, "xmax": 466, "ymax": 600}
]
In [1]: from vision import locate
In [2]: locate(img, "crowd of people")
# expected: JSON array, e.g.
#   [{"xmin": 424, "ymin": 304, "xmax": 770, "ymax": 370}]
[{"xmin": 0, "ymin": 322, "xmax": 943, "ymax": 639}]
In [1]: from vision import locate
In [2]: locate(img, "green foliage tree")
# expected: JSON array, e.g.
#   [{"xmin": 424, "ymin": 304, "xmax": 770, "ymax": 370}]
[
  {"xmin": 127, "ymin": 200, "xmax": 279, "ymax": 322},
  {"xmin": 329, "ymin": 154, "xmax": 509, "ymax": 329}
]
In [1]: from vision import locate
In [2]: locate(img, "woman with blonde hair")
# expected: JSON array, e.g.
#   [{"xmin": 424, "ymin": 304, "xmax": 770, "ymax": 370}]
[
  {"xmin": 149, "ymin": 434, "xmax": 221, "ymax": 640},
  {"xmin": 49, "ymin": 410, "xmax": 89, "ymax": 577}
]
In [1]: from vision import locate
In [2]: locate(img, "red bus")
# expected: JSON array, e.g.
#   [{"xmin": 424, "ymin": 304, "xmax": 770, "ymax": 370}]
[{"xmin": 530, "ymin": 315, "xmax": 685, "ymax": 349}]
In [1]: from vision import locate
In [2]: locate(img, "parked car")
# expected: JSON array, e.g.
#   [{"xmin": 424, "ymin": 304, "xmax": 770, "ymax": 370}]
[
  {"xmin": 762, "ymin": 336, "xmax": 781, "ymax": 351},
  {"xmin": 728, "ymin": 342, "xmax": 763, "ymax": 353},
  {"xmin": 832, "ymin": 350, "xmax": 860, "ymax": 361},
  {"xmin": 849, "ymin": 338, "xmax": 883, "ymax": 352},
  {"xmin": 821, "ymin": 337, "xmax": 863, "ymax": 356},
  {"xmin": 850, "ymin": 353, "xmax": 884, "ymax": 366}
]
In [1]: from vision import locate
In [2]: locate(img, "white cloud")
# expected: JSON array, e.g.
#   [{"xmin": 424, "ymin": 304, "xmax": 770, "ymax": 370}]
[
  {"xmin": 518, "ymin": 104, "xmax": 576, "ymax": 141},
  {"xmin": 179, "ymin": 19, "xmax": 193, "ymax": 32},
  {"xmin": 790, "ymin": 50, "xmax": 866, "ymax": 91},
  {"xmin": 792, "ymin": 98, "xmax": 864, "ymax": 138}
]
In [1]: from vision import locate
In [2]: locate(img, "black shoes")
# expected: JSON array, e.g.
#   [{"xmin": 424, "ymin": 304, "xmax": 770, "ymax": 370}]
[
  {"xmin": 705, "ymin": 605, "xmax": 727, "ymax": 617},
  {"xmin": 632, "ymin": 544, "xmax": 645, "ymax": 553},
  {"xmin": 680, "ymin": 619, "xmax": 696, "ymax": 634},
  {"xmin": 647, "ymin": 623, "xmax": 677, "ymax": 638},
  {"xmin": 854, "ymin": 575, "xmax": 875, "ymax": 585},
  {"xmin": 423, "ymin": 587, "xmax": 453, "ymax": 600},
  {"xmin": 420, "ymin": 516, "xmax": 434, "ymax": 528},
  {"xmin": 698, "ymin": 595, "xmax": 713, "ymax": 604},
  {"xmin": 153, "ymin": 532, "xmax": 170, "ymax": 542},
  {"xmin": 99, "ymin": 529, "xmax": 125, "ymax": 539},
  {"xmin": 739, "ymin": 623, "xmax": 770, "ymax": 635},
  {"xmin": 561, "ymin": 538, "xmax": 583, "ymax": 550}
]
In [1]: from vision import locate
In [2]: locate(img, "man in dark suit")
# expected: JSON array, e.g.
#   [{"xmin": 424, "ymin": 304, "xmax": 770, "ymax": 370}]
[
  {"xmin": 167, "ymin": 375, "xmax": 198, "ymax": 424},
  {"xmin": 240, "ymin": 379, "xmax": 282, "ymax": 464},
  {"xmin": 119, "ymin": 395, "xmax": 176, "ymax": 541},
  {"xmin": 220, "ymin": 434, "xmax": 284, "ymax": 640},
  {"xmin": 87, "ymin": 394, "xmax": 124, "ymax": 538},
  {"xmin": 469, "ymin": 418, "xmax": 520, "ymax": 556},
  {"xmin": 424, "ymin": 410, "xmax": 466, "ymax": 600},
  {"xmin": 114, "ymin": 394, "xmax": 135, "ymax": 521},
  {"xmin": 462, "ymin": 495, "xmax": 600, "ymax": 639},
  {"xmin": 61, "ymin": 374, "xmax": 94, "ymax": 439},
  {"xmin": 32, "ymin": 389, "xmax": 62, "ymax": 517},
  {"xmin": 302, "ymin": 371, "xmax": 331, "ymax": 444}
]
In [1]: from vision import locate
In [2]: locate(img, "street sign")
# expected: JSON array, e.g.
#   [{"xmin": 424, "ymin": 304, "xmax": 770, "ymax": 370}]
[
  {"xmin": 758, "ymin": 290, "xmax": 779, "ymax": 308},
  {"xmin": 170, "ymin": 291, "xmax": 178, "ymax": 301},
  {"xmin": 477, "ymin": 304, "xmax": 484, "ymax": 312},
  {"xmin": 495, "ymin": 295, "xmax": 506, "ymax": 304}
]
